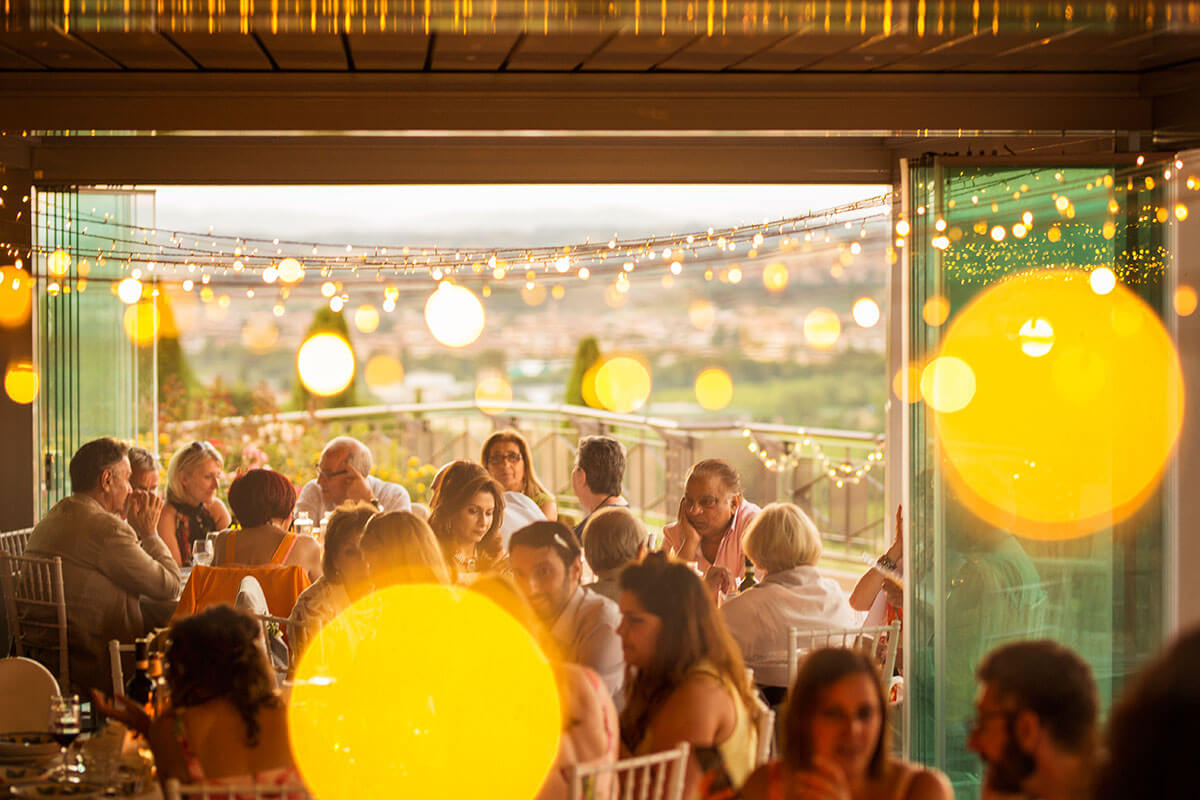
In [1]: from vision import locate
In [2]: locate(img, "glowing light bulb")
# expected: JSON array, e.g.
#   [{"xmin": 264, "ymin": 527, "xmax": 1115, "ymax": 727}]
[
  {"xmin": 296, "ymin": 333, "xmax": 355, "ymax": 396},
  {"xmin": 852, "ymin": 298, "xmax": 881, "ymax": 328},
  {"xmin": 117, "ymin": 277, "xmax": 143, "ymax": 304},
  {"xmin": 1089, "ymin": 267, "xmax": 1116, "ymax": 295},
  {"xmin": 424, "ymin": 282, "xmax": 485, "ymax": 348},
  {"xmin": 277, "ymin": 257, "xmax": 304, "ymax": 283}
]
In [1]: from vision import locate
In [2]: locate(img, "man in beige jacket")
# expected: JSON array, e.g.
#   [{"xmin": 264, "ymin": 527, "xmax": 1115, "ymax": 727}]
[{"xmin": 26, "ymin": 437, "xmax": 181, "ymax": 693}]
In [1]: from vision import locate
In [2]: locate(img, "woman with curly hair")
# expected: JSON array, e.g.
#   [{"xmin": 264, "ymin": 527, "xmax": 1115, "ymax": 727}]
[
  {"xmin": 617, "ymin": 552, "xmax": 761, "ymax": 796},
  {"xmin": 428, "ymin": 460, "xmax": 507, "ymax": 584},
  {"xmin": 93, "ymin": 605, "xmax": 302, "ymax": 790}
]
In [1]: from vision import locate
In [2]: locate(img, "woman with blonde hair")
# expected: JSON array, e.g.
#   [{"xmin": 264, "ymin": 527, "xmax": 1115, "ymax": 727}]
[
  {"xmin": 721, "ymin": 502, "xmax": 859, "ymax": 702},
  {"xmin": 360, "ymin": 510, "xmax": 451, "ymax": 588},
  {"xmin": 428, "ymin": 460, "xmax": 507, "ymax": 584},
  {"xmin": 158, "ymin": 441, "xmax": 231, "ymax": 566},
  {"xmin": 482, "ymin": 430, "xmax": 557, "ymax": 520}
]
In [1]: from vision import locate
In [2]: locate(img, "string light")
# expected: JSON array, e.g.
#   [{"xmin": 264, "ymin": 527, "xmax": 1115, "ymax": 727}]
[{"xmin": 740, "ymin": 428, "xmax": 884, "ymax": 482}]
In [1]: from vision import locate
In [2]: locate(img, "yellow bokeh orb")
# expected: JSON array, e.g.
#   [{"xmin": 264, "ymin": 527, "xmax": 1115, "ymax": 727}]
[
  {"xmin": 354, "ymin": 304, "xmax": 381, "ymax": 334},
  {"xmin": 852, "ymin": 298, "xmax": 881, "ymax": 328},
  {"xmin": 288, "ymin": 584, "xmax": 560, "ymax": 800},
  {"xmin": 933, "ymin": 269, "xmax": 1183, "ymax": 541},
  {"xmin": 425, "ymin": 282, "xmax": 485, "ymax": 348},
  {"xmin": 922, "ymin": 295, "xmax": 951, "ymax": 327},
  {"xmin": 117, "ymin": 277, "xmax": 143, "ymax": 305},
  {"xmin": 475, "ymin": 373, "xmax": 514, "ymax": 414},
  {"xmin": 594, "ymin": 356, "xmax": 652, "ymax": 414},
  {"xmin": 4, "ymin": 360, "xmax": 38, "ymax": 404},
  {"xmin": 688, "ymin": 299, "xmax": 715, "ymax": 330},
  {"xmin": 803, "ymin": 308, "xmax": 841, "ymax": 349},
  {"xmin": 47, "ymin": 250, "xmax": 71, "ymax": 278},
  {"xmin": 891, "ymin": 362, "xmax": 922, "ymax": 404},
  {"xmin": 694, "ymin": 368, "xmax": 734, "ymax": 411},
  {"xmin": 297, "ymin": 333, "xmax": 356, "ymax": 397},
  {"xmin": 762, "ymin": 262, "xmax": 789, "ymax": 292},
  {"xmin": 581, "ymin": 361, "xmax": 603, "ymax": 409},
  {"xmin": 240, "ymin": 319, "xmax": 280, "ymax": 354},
  {"xmin": 919, "ymin": 356, "xmax": 976, "ymax": 413},
  {"xmin": 0, "ymin": 266, "xmax": 33, "ymax": 328},
  {"xmin": 122, "ymin": 302, "xmax": 160, "ymax": 346},
  {"xmin": 1174, "ymin": 285, "xmax": 1198, "ymax": 317},
  {"xmin": 277, "ymin": 257, "xmax": 305, "ymax": 284},
  {"xmin": 521, "ymin": 284, "xmax": 548, "ymax": 306},
  {"xmin": 364, "ymin": 354, "xmax": 405, "ymax": 390},
  {"xmin": 603, "ymin": 282, "xmax": 629, "ymax": 309}
]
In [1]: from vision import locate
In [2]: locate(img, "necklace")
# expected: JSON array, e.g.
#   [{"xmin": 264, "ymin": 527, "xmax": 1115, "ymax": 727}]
[{"xmin": 452, "ymin": 552, "xmax": 478, "ymax": 572}]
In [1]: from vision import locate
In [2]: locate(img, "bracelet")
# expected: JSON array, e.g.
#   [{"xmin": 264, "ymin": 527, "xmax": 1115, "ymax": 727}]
[{"xmin": 876, "ymin": 554, "xmax": 898, "ymax": 571}]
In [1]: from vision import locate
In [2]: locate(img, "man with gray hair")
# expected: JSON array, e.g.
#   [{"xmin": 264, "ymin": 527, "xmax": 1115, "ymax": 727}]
[{"xmin": 295, "ymin": 436, "xmax": 411, "ymax": 520}]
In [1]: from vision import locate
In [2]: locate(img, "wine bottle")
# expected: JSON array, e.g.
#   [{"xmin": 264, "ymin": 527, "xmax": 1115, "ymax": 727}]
[
  {"xmin": 147, "ymin": 649, "xmax": 165, "ymax": 714},
  {"xmin": 126, "ymin": 639, "xmax": 155, "ymax": 711},
  {"xmin": 738, "ymin": 561, "xmax": 757, "ymax": 592}
]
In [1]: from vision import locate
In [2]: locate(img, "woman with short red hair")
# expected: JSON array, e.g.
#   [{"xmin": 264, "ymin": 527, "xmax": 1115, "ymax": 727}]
[{"xmin": 212, "ymin": 468, "xmax": 322, "ymax": 581}]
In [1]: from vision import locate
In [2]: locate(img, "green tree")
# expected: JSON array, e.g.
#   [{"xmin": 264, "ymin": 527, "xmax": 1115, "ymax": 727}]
[
  {"xmin": 290, "ymin": 306, "xmax": 359, "ymax": 410},
  {"xmin": 565, "ymin": 336, "xmax": 601, "ymax": 407}
]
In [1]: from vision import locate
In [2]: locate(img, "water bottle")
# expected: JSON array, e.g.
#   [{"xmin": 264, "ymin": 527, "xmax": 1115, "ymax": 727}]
[{"xmin": 294, "ymin": 511, "xmax": 314, "ymax": 538}]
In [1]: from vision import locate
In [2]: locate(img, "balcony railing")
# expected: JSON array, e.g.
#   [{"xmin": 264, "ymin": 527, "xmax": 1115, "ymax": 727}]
[{"xmin": 168, "ymin": 401, "xmax": 886, "ymax": 559}]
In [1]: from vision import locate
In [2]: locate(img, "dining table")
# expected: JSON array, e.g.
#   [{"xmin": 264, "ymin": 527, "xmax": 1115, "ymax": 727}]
[{"xmin": 0, "ymin": 722, "xmax": 162, "ymax": 799}]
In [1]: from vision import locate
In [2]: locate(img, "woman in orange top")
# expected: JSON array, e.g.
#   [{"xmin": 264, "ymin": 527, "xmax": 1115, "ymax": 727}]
[{"xmin": 212, "ymin": 468, "xmax": 322, "ymax": 582}]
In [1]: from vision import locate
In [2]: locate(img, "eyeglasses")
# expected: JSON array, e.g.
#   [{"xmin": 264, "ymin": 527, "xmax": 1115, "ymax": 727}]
[
  {"xmin": 314, "ymin": 462, "xmax": 349, "ymax": 481},
  {"xmin": 683, "ymin": 494, "xmax": 730, "ymax": 510},
  {"xmin": 487, "ymin": 453, "xmax": 522, "ymax": 466}
]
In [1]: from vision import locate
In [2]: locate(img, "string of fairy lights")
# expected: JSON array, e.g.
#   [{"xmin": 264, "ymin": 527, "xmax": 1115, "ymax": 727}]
[{"xmin": 743, "ymin": 428, "xmax": 885, "ymax": 484}]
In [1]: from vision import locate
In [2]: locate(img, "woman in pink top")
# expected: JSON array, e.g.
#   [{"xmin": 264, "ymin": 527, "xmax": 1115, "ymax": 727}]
[{"xmin": 661, "ymin": 459, "xmax": 761, "ymax": 596}]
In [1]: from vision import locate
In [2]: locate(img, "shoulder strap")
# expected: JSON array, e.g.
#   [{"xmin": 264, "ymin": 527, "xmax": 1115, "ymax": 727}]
[{"xmin": 271, "ymin": 533, "xmax": 298, "ymax": 565}]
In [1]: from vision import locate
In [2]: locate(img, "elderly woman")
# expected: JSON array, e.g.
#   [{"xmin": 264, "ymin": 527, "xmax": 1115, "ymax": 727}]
[
  {"xmin": 93, "ymin": 605, "xmax": 303, "ymax": 791},
  {"xmin": 128, "ymin": 446, "xmax": 160, "ymax": 494},
  {"xmin": 212, "ymin": 468, "xmax": 322, "ymax": 582},
  {"xmin": 158, "ymin": 441, "xmax": 231, "ymax": 566},
  {"xmin": 428, "ymin": 460, "xmax": 507, "ymax": 584},
  {"xmin": 288, "ymin": 502, "xmax": 377, "ymax": 660},
  {"xmin": 660, "ymin": 459, "xmax": 761, "ymax": 594},
  {"xmin": 482, "ymin": 430, "xmax": 557, "ymax": 520},
  {"xmin": 720, "ymin": 502, "xmax": 859, "ymax": 697}
]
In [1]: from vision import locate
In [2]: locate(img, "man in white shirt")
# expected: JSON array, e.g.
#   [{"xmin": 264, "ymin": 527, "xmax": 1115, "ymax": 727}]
[
  {"xmin": 509, "ymin": 521, "xmax": 625, "ymax": 702},
  {"xmin": 294, "ymin": 436, "xmax": 411, "ymax": 521}
]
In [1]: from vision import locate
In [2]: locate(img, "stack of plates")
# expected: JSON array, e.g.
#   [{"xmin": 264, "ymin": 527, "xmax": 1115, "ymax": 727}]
[
  {"xmin": 9, "ymin": 780, "xmax": 108, "ymax": 798},
  {"xmin": 0, "ymin": 732, "xmax": 59, "ymax": 764}
]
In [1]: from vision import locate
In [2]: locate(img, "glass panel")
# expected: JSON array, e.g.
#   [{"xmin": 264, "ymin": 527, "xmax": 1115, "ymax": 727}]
[
  {"xmin": 905, "ymin": 158, "xmax": 1173, "ymax": 798},
  {"xmin": 33, "ymin": 188, "xmax": 155, "ymax": 512}
]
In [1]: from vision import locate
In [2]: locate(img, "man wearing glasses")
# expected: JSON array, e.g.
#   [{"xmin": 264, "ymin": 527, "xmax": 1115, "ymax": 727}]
[
  {"xmin": 295, "ymin": 436, "xmax": 412, "ymax": 522},
  {"xmin": 969, "ymin": 640, "xmax": 1098, "ymax": 800}
]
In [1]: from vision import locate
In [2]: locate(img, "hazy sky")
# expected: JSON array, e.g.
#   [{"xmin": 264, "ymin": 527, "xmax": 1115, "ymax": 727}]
[{"xmin": 147, "ymin": 184, "xmax": 888, "ymax": 248}]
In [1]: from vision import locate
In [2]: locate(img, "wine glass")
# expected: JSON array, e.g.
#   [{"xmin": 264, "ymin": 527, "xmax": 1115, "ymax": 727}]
[
  {"xmin": 48, "ymin": 694, "xmax": 81, "ymax": 782},
  {"xmin": 192, "ymin": 537, "xmax": 214, "ymax": 566}
]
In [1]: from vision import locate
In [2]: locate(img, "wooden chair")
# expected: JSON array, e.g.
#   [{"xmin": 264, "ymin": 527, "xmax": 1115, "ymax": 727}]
[
  {"xmin": 787, "ymin": 621, "xmax": 902, "ymax": 695},
  {"xmin": 0, "ymin": 528, "xmax": 34, "ymax": 557},
  {"xmin": 566, "ymin": 742, "xmax": 691, "ymax": 800},
  {"xmin": 108, "ymin": 639, "xmax": 137, "ymax": 695},
  {"xmin": 0, "ymin": 553, "xmax": 69, "ymax": 689},
  {"xmin": 753, "ymin": 699, "xmax": 776, "ymax": 767},
  {"xmin": 164, "ymin": 778, "xmax": 312, "ymax": 799}
]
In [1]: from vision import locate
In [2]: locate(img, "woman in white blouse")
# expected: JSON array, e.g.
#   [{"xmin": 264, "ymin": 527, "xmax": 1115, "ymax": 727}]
[{"xmin": 720, "ymin": 502, "xmax": 859, "ymax": 701}]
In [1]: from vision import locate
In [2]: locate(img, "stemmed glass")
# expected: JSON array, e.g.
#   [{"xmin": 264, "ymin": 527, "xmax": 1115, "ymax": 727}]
[
  {"xmin": 48, "ymin": 694, "xmax": 81, "ymax": 782},
  {"xmin": 192, "ymin": 537, "xmax": 214, "ymax": 566}
]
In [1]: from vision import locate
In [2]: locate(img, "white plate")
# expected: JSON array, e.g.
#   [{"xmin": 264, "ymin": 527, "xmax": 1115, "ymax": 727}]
[
  {"xmin": 10, "ymin": 780, "xmax": 107, "ymax": 798},
  {"xmin": 0, "ymin": 733, "xmax": 59, "ymax": 760}
]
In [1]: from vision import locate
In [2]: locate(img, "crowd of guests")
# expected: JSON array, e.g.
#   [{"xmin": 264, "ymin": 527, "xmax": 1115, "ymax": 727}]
[{"xmin": 16, "ymin": 433, "xmax": 1199, "ymax": 799}]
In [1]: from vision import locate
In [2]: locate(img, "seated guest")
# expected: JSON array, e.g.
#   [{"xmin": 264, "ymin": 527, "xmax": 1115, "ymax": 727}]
[
  {"xmin": 571, "ymin": 435, "xmax": 630, "ymax": 538},
  {"xmin": 360, "ymin": 510, "xmax": 451, "ymax": 588},
  {"xmin": 94, "ymin": 605, "xmax": 302, "ymax": 791},
  {"xmin": 1096, "ymin": 627, "xmax": 1200, "ymax": 800},
  {"xmin": 483, "ymin": 430, "xmax": 558, "ymax": 520},
  {"xmin": 428, "ymin": 461, "xmax": 506, "ymax": 584},
  {"xmin": 157, "ymin": 441, "xmax": 231, "ymax": 566},
  {"xmin": 742, "ymin": 648, "xmax": 951, "ymax": 800},
  {"xmin": 26, "ymin": 437, "xmax": 181, "ymax": 692},
  {"xmin": 968, "ymin": 640, "xmax": 1098, "ymax": 800},
  {"xmin": 661, "ymin": 459, "xmax": 761, "ymax": 592},
  {"xmin": 288, "ymin": 502, "xmax": 377, "ymax": 661},
  {"xmin": 497, "ymin": 490, "xmax": 546, "ymax": 552},
  {"xmin": 581, "ymin": 507, "xmax": 646, "ymax": 603},
  {"xmin": 509, "ymin": 522, "xmax": 624, "ymax": 701},
  {"xmin": 128, "ymin": 446, "xmax": 160, "ymax": 493},
  {"xmin": 295, "ymin": 436, "xmax": 411, "ymax": 521},
  {"xmin": 617, "ymin": 553, "xmax": 760, "ymax": 795},
  {"xmin": 212, "ymin": 469, "xmax": 322, "ymax": 582},
  {"xmin": 721, "ymin": 503, "xmax": 859, "ymax": 696},
  {"xmin": 472, "ymin": 575, "xmax": 618, "ymax": 800},
  {"xmin": 851, "ymin": 504, "xmax": 904, "ymax": 626}
]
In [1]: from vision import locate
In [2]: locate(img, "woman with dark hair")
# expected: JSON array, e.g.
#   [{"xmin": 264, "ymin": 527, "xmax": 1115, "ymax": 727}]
[
  {"xmin": 212, "ymin": 468, "xmax": 322, "ymax": 582},
  {"xmin": 93, "ymin": 605, "xmax": 302, "ymax": 790},
  {"xmin": 482, "ymin": 430, "xmax": 557, "ymax": 520},
  {"xmin": 661, "ymin": 459, "xmax": 762, "ymax": 595},
  {"xmin": 288, "ymin": 502, "xmax": 377, "ymax": 660},
  {"xmin": 158, "ymin": 441, "xmax": 232, "ymax": 566},
  {"xmin": 617, "ymin": 553, "xmax": 761, "ymax": 795},
  {"xmin": 741, "ymin": 648, "xmax": 950, "ymax": 800},
  {"xmin": 428, "ymin": 460, "xmax": 507, "ymax": 584}
]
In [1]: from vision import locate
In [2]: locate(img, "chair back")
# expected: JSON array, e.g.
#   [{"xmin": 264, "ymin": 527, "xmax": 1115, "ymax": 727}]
[
  {"xmin": 0, "ymin": 657, "xmax": 61, "ymax": 733},
  {"xmin": 753, "ymin": 699, "xmax": 775, "ymax": 767},
  {"xmin": 108, "ymin": 640, "xmax": 138, "ymax": 695},
  {"xmin": 0, "ymin": 528, "xmax": 34, "ymax": 557},
  {"xmin": 566, "ymin": 742, "xmax": 691, "ymax": 800},
  {"xmin": 164, "ymin": 778, "xmax": 312, "ymax": 799},
  {"xmin": 787, "ymin": 621, "xmax": 902, "ymax": 695},
  {"xmin": 254, "ymin": 613, "xmax": 294, "ymax": 684},
  {"xmin": 235, "ymin": 576, "xmax": 271, "ymax": 616},
  {"xmin": 0, "ymin": 553, "xmax": 70, "ymax": 688},
  {"xmin": 172, "ymin": 564, "xmax": 310, "ymax": 622}
]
